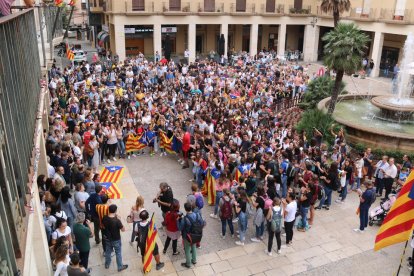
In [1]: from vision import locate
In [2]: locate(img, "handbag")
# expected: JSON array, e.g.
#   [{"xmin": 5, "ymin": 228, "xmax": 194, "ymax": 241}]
[{"xmin": 126, "ymin": 215, "xmax": 133, "ymax": 223}]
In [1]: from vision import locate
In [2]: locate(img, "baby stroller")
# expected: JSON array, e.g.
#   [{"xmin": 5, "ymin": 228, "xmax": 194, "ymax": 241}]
[{"xmin": 369, "ymin": 193, "xmax": 396, "ymax": 226}]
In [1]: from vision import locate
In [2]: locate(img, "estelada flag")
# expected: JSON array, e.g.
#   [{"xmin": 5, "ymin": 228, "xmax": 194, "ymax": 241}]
[
  {"xmin": 143, "ymin": 213, "xmax": 158, "ymax": 273},
  {"xmin": 100, "ymin": 166, "xmax": 125, "ymax": 184},
  {"xmin": 202, "ymin": 168, "xmax": 221, "ymax": 205},
  {"xmin": 374, "ymin": 171, "xmax": 414, "ymax": 251},
  {"xmin": 159, "ymin": 131, "xmax": 174, "ymax": 154},
  {"xmin": 100, "ymin": 182, "xmax": 123, "ymax": 199},
  {"xmin": 125, "ymin": 133, "xmax": 147, "ymax": 153},
  {"xmin": 234, "ymin": 164, "xmax": 252, "ymax": 183},
  {"xmin": 65, "ymin": 42, "xmax": 74, "ymax": 61}
]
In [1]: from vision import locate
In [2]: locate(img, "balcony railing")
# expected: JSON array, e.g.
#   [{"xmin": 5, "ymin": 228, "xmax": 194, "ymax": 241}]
[
  {"xmin": 379, "ymin": 9, "xmax": 413, "ymax": 23},
  {"xmin": 162, "ymin": 2, "xmax": 191, "ymax": 12},
  {"xmin": 230, "ymin": 3, "xmax": 255, "ymax": 13},
  {"xmin": 260, "ymin": 4, "xmax": 284, "ymax": 14},
  {"xmin": 289, "ymin": 5, "xmax": 311, "ymax": 15},
  {"xmin": 126, "ymin": 0, "xmax": 155, "ymax": 13},
  {"xmin": 197, "ymin": 2, "xmax": 224, "ymax": 13},
  {"xmin": 349, "ymin": 8, "xmax": 377, "ymax": 21}
]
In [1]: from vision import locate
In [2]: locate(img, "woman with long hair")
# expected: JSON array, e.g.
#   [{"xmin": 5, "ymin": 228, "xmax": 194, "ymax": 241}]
[
  {"xmin": 51, "ymin": 218, "xmax": 73, "ymax": 254},
  {"xmin": 129, "ymin": 195, "xmax": 146, "ymax": 245},
  {"xmin": 53, "ymin": 244, "xmax": 70, "ymax": 276},
  {"xmin": 163, "ymin": 200, "xmax": 181, "ymax": 255},
  {"xmin": 235, "ymin": 189, "xmax": 249, "ymax": 246},
  {"xmin": 57, "ymin": 186, "xmax": 77, "ymax": 230}
]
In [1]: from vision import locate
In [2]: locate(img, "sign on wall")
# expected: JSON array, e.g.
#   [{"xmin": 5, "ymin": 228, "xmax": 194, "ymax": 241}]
[{"xmin": 162, "ymin": 27, "xmax": 177, "ymax": 33}]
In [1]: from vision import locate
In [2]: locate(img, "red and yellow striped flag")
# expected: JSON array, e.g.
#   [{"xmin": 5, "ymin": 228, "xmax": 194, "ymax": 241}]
[
  {"xmin": 66, "ymin": 43, "xmax": 74, "ymax": 61},
  {"xmin": 125, "ymin": 133, "xmax": 147, "ymax": 153},
  {"xmin": 68, "ymin": 0, "xmax": 76, "ymax": 6},
  {"xmin": 159, "ymin": 131, "xmax": 174, "ymax": 154},
  {"xmin": 143, "ymin": 213, "xmax": 158, "ymax": 273},
  {"xmin": 374, "ymin": 171, "xmax": 414, "ymax": 251},
  {"xmin": 100, "ymin": 166, "xmax": 125, "ymax": 184},
  {"xmin": 54, "ymin": 0, "xmax": 64, "ymax": 7}
]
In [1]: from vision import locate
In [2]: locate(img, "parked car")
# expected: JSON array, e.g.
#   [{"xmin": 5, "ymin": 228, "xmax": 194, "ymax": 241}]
[{"xmin": 73, "ymin": 50, "xmax": 87, "ymax": 63}]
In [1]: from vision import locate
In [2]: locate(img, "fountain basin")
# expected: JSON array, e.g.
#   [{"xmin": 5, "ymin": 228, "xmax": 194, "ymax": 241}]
[
  {"xmin": 371, "ymin": 95, "xmax": 414, "ymax": 121},
  {"xmin": 318, "ymin": 94, "xmax": 414, "ymax": 153}
]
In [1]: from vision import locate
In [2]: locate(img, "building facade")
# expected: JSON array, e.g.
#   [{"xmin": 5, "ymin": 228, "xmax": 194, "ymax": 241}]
[{"xmin": 89, "ymin": 0, "xmax": 414, "ymax": 77}]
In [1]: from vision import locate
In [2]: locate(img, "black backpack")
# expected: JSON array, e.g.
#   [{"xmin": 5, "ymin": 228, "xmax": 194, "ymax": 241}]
[{"xmin": 185, "ymin": 213, "xmax": 204, "ymax": 244}]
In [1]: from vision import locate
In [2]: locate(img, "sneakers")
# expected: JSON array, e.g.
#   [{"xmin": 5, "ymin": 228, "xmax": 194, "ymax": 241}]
[
  {"xmin": 127, "ymin": 155, "xmax": 131, "ymax": 160},
  {"xmin": 164, "ymin": 152, "xmax": 168, "ymax": 156},
  {"xmin": 335, "ymin": 198, "xmax": 342, "ymax": 203},
  {"xmin": 251, "ymin": 237, "xmax": 260, "ymax": 243},
  {"xmin": 297, "ymin": 228, "xmax": 306, "ymax": 232},
  {"xmin": 353, "ymin": 228, "xmax": 364, "ymax": 233},
  {"xmin": 160, "ymin": 152, "xmax": 164, "ymax": 157},
  {"xmin": 235, "ymin": 241, "xmax": 245, "ymax": 246},
  {"xmin": 181, "ymin": 263, "xmax": 191, "ymax": 268},
  {"xmin": 267, "ymin": 251, "xmax": 273, "ymax": 256},
  {"xmin": 113, "ymin": 157, "xmax": 117, "ymax": 161},
  {"xmin": 231, "ymin": 234, "xmax": 235, "ymax": 238},
  {"xmin": 118, "ymin": 264, "xmax": 128, "ymax": 272},
  {"xmin": 232, "ymin": 218, "xmax": 239, "ymax": 223},
  {"xmin": 107, "ymin": 159, "xmax": 111, "ymax": 164},
  {"xmin": 220, "ymin": 234, "xmax": 226, "ymax": 239},
  {"xmin": 172, "ymin": 252, "xmax": 180, "ymax": 256},
  {"xmin": 210, "ymin": 214, "xmax": 218, "ymax": 219},
  {"xmin": 277, "ymin": 250, "xmax": 281, "ymax": 254},
  {"xmin": 259, "ymin": 236, "xmax": 264, "ymax": 240},
  {"xmin": 323, "ymin": 206, "xmax": 330, "ymax": 210},
  {"xmin": 156, "ymin": 262, "xmax": 165, "ymax": 270}
]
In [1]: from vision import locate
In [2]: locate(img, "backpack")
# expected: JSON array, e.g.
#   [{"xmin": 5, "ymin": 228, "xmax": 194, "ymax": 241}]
[
  {"xmin": 185, "ymin": 213, "xmax": 204, "ymax": 244},
  {"xmin": 270, "ymin": 207, "xmax": 282, "ymax": 233},
  {"xmin": 286, "ymin": 164, "xmax": 297, "ymax": 179},
  {"xmin": 260, "ymin": 195, "xmax": 273, "ymax": 210},
  {"xmin": 369, "ymin": 189, "xmax": 377, "ymax": 205},
  {"xmin": 220, "ymin": 199, "xmax": 233, "ymax": 220},
  {"xmin": 195, "ymin": 194, "xmax": 204, "ymax": 210}
]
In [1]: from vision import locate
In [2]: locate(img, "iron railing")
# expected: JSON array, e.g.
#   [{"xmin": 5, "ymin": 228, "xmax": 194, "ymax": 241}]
[
  {"xmin": 230, "ymin": 3, "xmax": 256, "ymax": 13},
  {"xmin": 259, "ymin": 3, "xmax": 284, "ymax": 14},
  {"xmin": 379, "ymin": 8, "xmax": 413, "ymax": 23},
  {"xmin": 0, "ymin": 9, "xmax": 42, "ymax": 275},
  {"xmin": 43, "ymin": 5, "xmax": 64, "ymax": 41},
  {"xmin": 289, "ymin": 5, "xmax": 311, "ymax": 15}
]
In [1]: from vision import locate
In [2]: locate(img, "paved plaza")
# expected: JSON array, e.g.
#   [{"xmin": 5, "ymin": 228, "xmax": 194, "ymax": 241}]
[{"xmin": 86, "ymin": 154, "xmax": 410, "ymax": 276}]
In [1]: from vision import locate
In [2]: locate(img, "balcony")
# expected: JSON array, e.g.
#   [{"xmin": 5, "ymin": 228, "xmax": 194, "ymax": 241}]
[
  {"xmin": 259, "ymin": 4, "xmax": 284, "ymax": 15},
  {"xmin": 230, "ymin": 3, "xmax": 256, "ymax": 14},
  {"xmin": 348, "ymin": 8, "xmax": 377, "ymax": 21},
  {"xmin": 379, "ymin": 9, "xmax": 413, "ymax": 24},
  {"xmin": 162, "ymin": 2, "xmax": 191, "ymax": 14},
  {"xmin": 197, "ymin": 2, "xmax": 224, "ymax": 14},
  {"xmin": 289, "ymin": 5, "xmax": 312, "ymax": 16},
  {"xmin": 124, "ymin": 0, "xmax": 156, "ymax": 14}
]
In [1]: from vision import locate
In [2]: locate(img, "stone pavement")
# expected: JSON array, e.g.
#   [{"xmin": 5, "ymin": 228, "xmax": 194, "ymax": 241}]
[{"xmin": 86, "ymin": 154, "xmax": 412, "ymax": 276}]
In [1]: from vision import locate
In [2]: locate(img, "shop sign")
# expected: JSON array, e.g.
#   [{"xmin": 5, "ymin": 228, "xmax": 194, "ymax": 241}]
[
  {"xmin": 162, "ymin": 27, "xmax": 177, "ymax": 33},
  {"xmin": 124, "ymin": 28, "xmax": 136, "ymax": 34},
  {"xmin": 102, "ymin": 25, "xmax": 109, "ymax": 32}
]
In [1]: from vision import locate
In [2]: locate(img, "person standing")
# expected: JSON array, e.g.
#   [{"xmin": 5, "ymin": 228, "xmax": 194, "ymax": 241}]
[
  {"xmin": 368, "ymin": 59, "xmax": 374, "ymax": 77},
  {"xmin": 67, "ymin": 253, "xmax": 89, "ymax": 276},
  {"xmin": 354, "ymin": 182, "xmax": 375, "ymax": 233},
  {"xmin": 85, "ymin": 185, "xmax": 102, "ymax": 244},
  {"xmin": 102, "ymin": 204, "xmax": 128, "ymax": 272},
  {"xmin": 72, "ymin": 213, "xmax": 93, "ymax": 272},
  {"xmin": 218, "ymin": 188, "xmax": 234, "ymax": 239},
  {"xmin": 282, "ymin": 192, "xmax": 297, "ymax": 246},
  {"xmin": 383, "ymin": 158, "xmax": 397, "ymax": 200},
  {"xmin": 374, "ymin": 156, "xmax": 389, "ymax": 197},
  {"xmin": 266, "ymin": 198, "xmax": 283, "ymax": 255},
  {"xmin": 154, "ymin": 183, "xmax": 174, "ymax": 225}
]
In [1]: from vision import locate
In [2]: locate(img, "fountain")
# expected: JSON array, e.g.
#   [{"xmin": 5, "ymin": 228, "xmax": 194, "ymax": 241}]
[{"xmin": 318, "ymin": 33, "xmax": 414, "ymax": 153}]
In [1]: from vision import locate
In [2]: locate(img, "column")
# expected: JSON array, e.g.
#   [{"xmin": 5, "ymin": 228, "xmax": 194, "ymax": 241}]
[
  {"xmin": 249, "ymin": 23, "xmax": 259, "ymax": 57},
  {"xmin": 303, "ymin": 25, "xmax": 320, "ymax": 62},
  {"xmin": 188, "ymin": 23, "xmax": 196, "ymax": 62},
  {"xmin": 278, "ymin": 24, "xmax": 286, "ymax": 56},
  {"xmin": 371, "ymin": 31, "xmax": 384, "ymax": 77},
  {"xmin": 113, "ymin": 24, "xmax": 126, "ymax": 61},
  {"xmin": 153, "ymin": 23, "xmax": 162, "ymax": 58},
  {"xmin": 220, "ymin": 23, "xmax": 228, "ymax": 57}
]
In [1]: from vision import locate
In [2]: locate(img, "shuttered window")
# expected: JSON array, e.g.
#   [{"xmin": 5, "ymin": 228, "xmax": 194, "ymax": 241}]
[
  {"xmin": 169, "ymin": 0, "xmax": 181, "ymax": 11},
  {"xmin": 266, "ymin": 0, "xmax": 275, "ymax": 12},
  {"xmin": 132, "ymin": 0, "xmax": 145, "ymax": 11},
  {"xmin": 294, "ymin": 0, "xmax": 302, "ymax": 10},
  {"xmin": 236, "ymin": 0, "xmax": 246, "ymax": 12},
  {"xmin": 204, "ymin": 0, "xmax": 215, "ymax": 12}
]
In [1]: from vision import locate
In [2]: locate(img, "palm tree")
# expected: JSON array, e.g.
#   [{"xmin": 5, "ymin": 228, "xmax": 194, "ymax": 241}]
[
  {"xmin": 323, "ymin": 23, "xmax": 370, "ymax": 114},
  {"xmin": 320, "ymin": 0, "xmax": 351, "ymax": 27}
]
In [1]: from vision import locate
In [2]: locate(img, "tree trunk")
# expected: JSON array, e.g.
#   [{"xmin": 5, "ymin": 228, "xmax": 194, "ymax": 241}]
[
  {"xmin": 327, "ymin": 70, "xmax": 344, "ymax": 115},
  {"xmin": 333, "ymin": 10, "xmax": 340, "ymax": 27}
]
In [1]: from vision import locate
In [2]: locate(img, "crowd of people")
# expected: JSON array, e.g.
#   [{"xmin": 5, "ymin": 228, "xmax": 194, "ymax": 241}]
[{"xmin": 40, "ymin": 48, "xmax": 413, "ymax": 275}]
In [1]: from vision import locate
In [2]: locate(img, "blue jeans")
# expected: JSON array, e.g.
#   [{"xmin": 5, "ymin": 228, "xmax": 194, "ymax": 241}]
[
  {"xmin": 196, "ymin": 168, "xmax": 204, "ymax": 189},
  {"xmin": 299, "ymin": 206, "xmax": 309, "ymax": 229},
  {"xmin": 117, "ymin": 139, "xmax": 125, "ymax": 158},
  {"xmin": 318, "ymin": 186, "xmax": 333, "ymax": 207},
  {"xmin": 130, "ymin": 221, "xmax": 138, "ymax": 243},
  {"xmin": 351, "ymin": 177, "xmax": 361, "ymax": 190},
  {"xmin": 340, "ymin": 180, "xmax": 349, "ymax": 201},
  {"xmin": 359, "ymin": 206, "xmax": 369, "ymax": 231},
  {"xmin": 214, "ymin": 191, "xmax": 223, "ymax": 215},
  {"xmin": 238, "ymin": 212, "xmax": 247, "ymax": 242},
  {"xmin": 255, "ymin": 222, "xmax": 265, "ymax": 238},
  {"xmin": 281, "ymin": 175, "xmax": 288, "ymax": 198},
  {"xmin": 221, "ymin": 218, "xmax": 234, "ymax": 236},
  {"xmin": 105, "ymin": 239, "xmax": 123, "ymax": 270}
]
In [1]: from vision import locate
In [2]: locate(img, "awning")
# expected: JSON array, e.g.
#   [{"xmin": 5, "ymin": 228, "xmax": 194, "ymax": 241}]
[{"xmin": 97, "ymin": 31, "xmax": 109, "ymax": 43}]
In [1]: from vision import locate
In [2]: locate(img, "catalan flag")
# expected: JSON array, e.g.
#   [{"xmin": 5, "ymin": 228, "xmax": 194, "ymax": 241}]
[
  {"xmin": 68, "ymin": 0, "xmax": 76, "ymax": 6},
  {"xmin": 100, "ymin": 166, "xmax": 125, "ymax": 184},
  {"xmin": 159, "ymin": 131, "xmax": 174, "ymax": 154},
  {"xmin": 374, "ymin": 171, "xmax": 414, "ymax": 251},
  {"xmin": 66, "ymin": 43, "xmax": 74, "ymax": 61},
  {"xmin": 125, "ymin": 133, "xmax": 147, "ymax": 153},
  {"xmin": 201, "ymin": 168, "xmax": 221, "ymax": 205},
  {"xmin": 234, "ymin": 164, "xmax": 252, "ymax": 183},
  {"xmin": 54, "ymin": 0, "xmax": 64, "ymax": 7},
  {"xmin": 143, "ymin": 213, "xmax": 158, "ymax": 273},
  {"xmin": 100, "ymin": 182, "xmax": 123, "ymax": 199}
]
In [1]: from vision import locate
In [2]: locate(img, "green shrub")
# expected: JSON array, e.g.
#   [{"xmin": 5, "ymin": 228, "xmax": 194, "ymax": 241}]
[
  {"xmin": 299, "ymin": 76, "xmax": 345, "ymax": 110},
  {"xmin": 295, "ymin": 109, "xmax": 343, "ymax": 146},
  {"xmin": 350, "ymin": 143, "xmax": 413, "ymax": 164}
]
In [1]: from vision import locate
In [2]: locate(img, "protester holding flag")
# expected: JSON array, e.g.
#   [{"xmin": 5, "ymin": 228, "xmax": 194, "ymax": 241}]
[
  {"xmin": 136, "ymin": 210, "xmax": 165, "ymax": 272},
  {"xmin": 354, "ymin": 182, "xmax": 375, "ymax": 233}
]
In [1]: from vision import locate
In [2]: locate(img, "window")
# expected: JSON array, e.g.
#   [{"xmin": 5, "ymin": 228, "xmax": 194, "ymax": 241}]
[
  {"xmin": 169, "ymin": 0, "xmax": 181, "ymax": 11},
  {"xmin": 132, "ymin": 0, "xmax": 145, "ymax": 11},
  {"xmin": 294, "ymin": 0, "xmax": 302, "ymax": 10},
  {"xmin": 81, "ymin": 0, "xmax": 87, "ymax": 10},
  {"xmin": 266, "ymin": 0, "xmax": 275, "ymax": 12},
  {"xmin": 204, "ymin": 0, "xmax": 215, "ymax": 12},
  {"xmin": 236, "ymin": 0, "xmax": 246, "ymax": 12}
]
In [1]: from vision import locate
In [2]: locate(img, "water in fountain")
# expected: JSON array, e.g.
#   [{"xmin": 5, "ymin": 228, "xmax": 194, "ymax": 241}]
[{"xmin": 396, "ymin": 32, "xmax": 414, "ymax": 102}]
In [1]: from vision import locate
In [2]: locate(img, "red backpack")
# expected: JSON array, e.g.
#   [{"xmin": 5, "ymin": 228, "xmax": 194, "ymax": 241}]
[
  {"xmin": 261, "ymin": 195, "xmax": 273, "ymax": 210},
  {"xmin": 220, "ymin": 199, "xmax": 233, "ymax": 220}
]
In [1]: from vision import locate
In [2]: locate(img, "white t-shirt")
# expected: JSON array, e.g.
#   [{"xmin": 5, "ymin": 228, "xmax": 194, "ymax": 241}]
[
  {"xmin": 51, "ymin": 226, "xmax": 71, "ymax": 241},
  {"xmin": 73, "ymin": 146, "xmax": 82, "ymax": 160},
  {"xmin": 54, "ymin": 255, "xmax": 70, "ymax": 276},
  {"xmin": 48, "ymin": 211, "xmax": 68, "ymax": 229},
  {"xmin": 285, "ymin": 201, "xmax": 297, "ymax": 223}
]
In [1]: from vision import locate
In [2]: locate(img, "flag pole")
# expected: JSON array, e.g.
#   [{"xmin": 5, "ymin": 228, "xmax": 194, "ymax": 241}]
[
  {"xmin": 63, "ymin": 5, "xmax": 75, "ymax": 39},
  {"xmin": 395, "ymin": 240, "xmax": 409, "ymax": 276}
]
